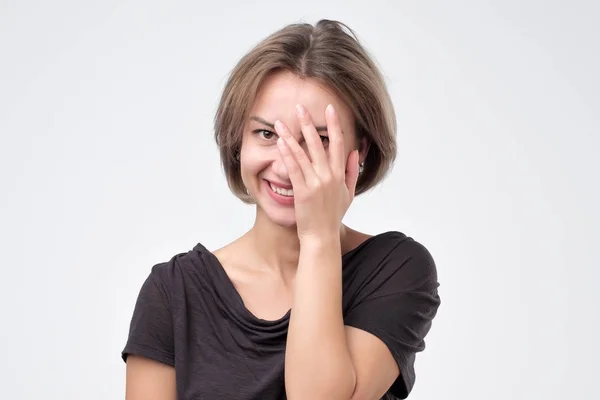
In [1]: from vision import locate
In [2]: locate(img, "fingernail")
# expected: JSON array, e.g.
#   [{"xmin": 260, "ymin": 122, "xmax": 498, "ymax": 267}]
[
  {"xmin": 274, "ymin": 120, "xmax": 283, "ymax": 131},
  {"xmin": 326, "ymin": 104, "xmax": 335, "ymax": 115},
  {"xmin": 296, "ymin": 104, "xmax": 305, "ymax": 117}
]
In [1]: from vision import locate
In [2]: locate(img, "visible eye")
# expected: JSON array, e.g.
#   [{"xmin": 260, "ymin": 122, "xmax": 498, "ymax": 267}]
[
  {"xmin": 253, "ymin": 129, "xmax": 277, "ymax": 141},
  {"xmin": 319, "ymin": 135, "xmax": 330, "ymax": 146}
]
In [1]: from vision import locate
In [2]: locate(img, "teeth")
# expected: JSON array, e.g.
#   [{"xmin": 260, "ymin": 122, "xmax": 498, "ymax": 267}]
[{"xmin": 270, "ymin": 182, "xmax": 294, "ymax": 197}]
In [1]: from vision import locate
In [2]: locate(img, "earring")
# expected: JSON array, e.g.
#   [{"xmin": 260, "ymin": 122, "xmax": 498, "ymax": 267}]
[
  {"xmin": 359, "ymin": 162, "xmax": 364, "ymax": 174},
  {"xmin": 235, "ymin": 152, "xmax": 240, "ymax": 161}
]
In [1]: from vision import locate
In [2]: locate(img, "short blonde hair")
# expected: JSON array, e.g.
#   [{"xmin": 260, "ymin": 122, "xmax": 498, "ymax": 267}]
[{"xmin": 214, "ymin": 19, "xmax": 397, "ymax": 203}]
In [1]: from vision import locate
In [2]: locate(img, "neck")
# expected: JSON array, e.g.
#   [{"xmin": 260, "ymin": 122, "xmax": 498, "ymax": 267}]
[{"xmin": 243, "ymin": 207, "xmax": 350, "ymax": 275}]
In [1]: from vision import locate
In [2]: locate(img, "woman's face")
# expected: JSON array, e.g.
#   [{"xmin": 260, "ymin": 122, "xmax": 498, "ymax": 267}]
[{"xmin": 239, "ymin": 70, "xmax": 366, "ymax": 228}]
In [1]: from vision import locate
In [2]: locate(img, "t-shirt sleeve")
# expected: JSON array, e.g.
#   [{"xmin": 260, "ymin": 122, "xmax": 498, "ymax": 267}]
[
  {"xmin": 121, "ymin": 265, "xmax": 175, "ymax": 366},
  {"xmin": 344, "ymin": 238, "xmax": 441, "ymax": 399}
]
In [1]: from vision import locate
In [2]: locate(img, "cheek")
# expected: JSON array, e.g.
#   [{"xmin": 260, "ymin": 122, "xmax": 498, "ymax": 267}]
[
  {"xmin": 240, "ymin": 148, "xmax": 271, "ymax": 178},
  {"xmin": 340, "ymin": 137, "xmax": 358, "ymax": 162}
]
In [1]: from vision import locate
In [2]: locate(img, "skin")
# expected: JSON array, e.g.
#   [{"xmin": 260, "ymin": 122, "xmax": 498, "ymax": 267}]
[{"xmin": 126, "ymin": 70, "xmax": 400, "ymax": 400}]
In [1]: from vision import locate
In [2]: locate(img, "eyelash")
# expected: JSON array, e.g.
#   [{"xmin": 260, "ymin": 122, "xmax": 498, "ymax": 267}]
[
  {"xmin": 253, "ymin": 129, "xmax": 278, "ymax": 140},
  {"xmin": 252, "ymin": 129, "xmax": 330, "ymax": 145}
]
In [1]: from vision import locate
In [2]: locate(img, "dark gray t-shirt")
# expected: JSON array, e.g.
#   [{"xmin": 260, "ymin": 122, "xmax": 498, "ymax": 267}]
[{"xmin": 122, "ymin": 231, "xmax": 440, "ymax": 399}]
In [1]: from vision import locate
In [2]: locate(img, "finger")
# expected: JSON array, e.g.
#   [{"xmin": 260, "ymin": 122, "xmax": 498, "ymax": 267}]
[
  {"xmin": 275, "ymin": 120, "xmax": 318, "ymax": 183},
  {"xmin": 276, "ymin": 137, "xmax": 307, "ymax": 191},
  {"xmin": 325, "ymin": 104, "xmax": 345, "ymax": 176},
  {"xmin": 345, "ymin": 150, "xmax": 360, "ymax": 199},
  {"xmin": 274, "ymin": 120, "xmax": 319, "ymax": 184},
  {"xmin": 296, "ymin": 104, "xmax": 328, "ymax": 171}
]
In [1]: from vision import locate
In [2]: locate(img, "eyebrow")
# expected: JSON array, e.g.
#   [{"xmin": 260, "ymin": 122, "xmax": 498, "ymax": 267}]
[{"xmin": 249, "ymin": 116, "xmax": 329, "ymax": 133}]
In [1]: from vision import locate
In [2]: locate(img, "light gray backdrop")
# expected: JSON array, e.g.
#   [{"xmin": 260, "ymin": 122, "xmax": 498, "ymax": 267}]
[{"xmin": 1, "ymin": 0, "xmax": 598, "ymax": 399}]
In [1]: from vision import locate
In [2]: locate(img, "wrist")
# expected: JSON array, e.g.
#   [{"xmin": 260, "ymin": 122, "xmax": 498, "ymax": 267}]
[{"xmin": 299, "ymin": 234, "xmax": 341, "ymax": 253}]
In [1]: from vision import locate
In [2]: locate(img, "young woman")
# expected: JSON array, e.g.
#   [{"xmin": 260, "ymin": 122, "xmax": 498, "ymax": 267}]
[{"xmin": 122, "ymin": 19, "xmax": 441, "ymax": 400}]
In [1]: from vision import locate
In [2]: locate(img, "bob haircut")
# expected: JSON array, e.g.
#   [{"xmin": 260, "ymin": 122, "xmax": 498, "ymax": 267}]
[{"xmin": 214, "ymin": 19, "xmax": 397, "ymax": 204}]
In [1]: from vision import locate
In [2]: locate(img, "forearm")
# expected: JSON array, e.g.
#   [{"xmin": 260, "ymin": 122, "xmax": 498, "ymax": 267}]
[{"xmin": 284, "ymin": 236, "xmax": 356, "ymax": 400}]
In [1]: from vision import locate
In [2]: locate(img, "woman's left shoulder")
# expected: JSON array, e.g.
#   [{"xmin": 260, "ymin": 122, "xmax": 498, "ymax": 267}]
[
  {"xmin": 354, "ymin": 230, "xmax": 433, "ymax": 257},
  {"xmin": 347, "ymin": 230, "xmax": 438, "ymax": 281}
]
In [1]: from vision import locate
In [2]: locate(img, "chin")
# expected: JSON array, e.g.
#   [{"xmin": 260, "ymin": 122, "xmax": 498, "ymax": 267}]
[
  {"xmin": 253, "ymin": 192, "xmax": 296, "ymax": 229},
  {"xmin": 262, "ymin": 204, "xmax": 297, "ymax": 228}
]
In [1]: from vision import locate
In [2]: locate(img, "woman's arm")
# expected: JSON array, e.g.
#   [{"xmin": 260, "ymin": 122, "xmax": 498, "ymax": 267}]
[
  {"xmin": 125, "ymin": 355, "xmax": 176, "ymax": 400},
  {"xmin": 284, "ymin": 238, "xmax": 356, "ymax": 399},
  {"xmin": 284, "ymin": 239, "xmax": 400, "ymax": 400},
  {"xmin": 277, "ymin": 105, "xmax": 402, "ymax": 399}
]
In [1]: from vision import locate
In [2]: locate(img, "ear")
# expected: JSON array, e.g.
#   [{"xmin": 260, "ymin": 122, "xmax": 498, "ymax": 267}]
[{"xmin": 357, "ymin": 137, "xmax": 370, "ymax": 163}]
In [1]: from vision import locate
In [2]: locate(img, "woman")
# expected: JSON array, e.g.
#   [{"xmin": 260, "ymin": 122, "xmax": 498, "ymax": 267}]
[{"xmin": 122, "ymin": 19, "xmax": 441, "ymax": 400}]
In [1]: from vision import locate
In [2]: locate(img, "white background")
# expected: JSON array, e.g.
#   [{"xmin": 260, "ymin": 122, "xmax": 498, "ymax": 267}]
[{"xmin": 1, "ymin": 0, "xmax": 598, "ymax": 399}]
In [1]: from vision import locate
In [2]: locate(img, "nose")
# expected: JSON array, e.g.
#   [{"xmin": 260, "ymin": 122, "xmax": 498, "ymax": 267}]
[{"xmin": 271, "ymin": 148, "xmax": 291, "ymax": 182}]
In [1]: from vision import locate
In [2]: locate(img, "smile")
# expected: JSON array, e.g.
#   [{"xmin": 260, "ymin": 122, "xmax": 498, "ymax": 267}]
[
  {"xmin": 264, "ymin": 180, "xmax": 295, "ymax": 206},
  {"xmin": 269, "ymin": 182, "xmax": 294, "ymax": 197}
]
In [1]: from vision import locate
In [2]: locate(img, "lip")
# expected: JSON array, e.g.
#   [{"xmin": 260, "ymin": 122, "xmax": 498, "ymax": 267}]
[
  {"xmin": 264, "ymin": 180, "xmax": 294, "ymax": 206},
  {"xmin": 265, "ymin": 180, "xmax": 293, "ymax": 190}
]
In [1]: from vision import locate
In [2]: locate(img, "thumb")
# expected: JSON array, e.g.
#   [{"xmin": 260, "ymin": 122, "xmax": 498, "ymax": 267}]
[{"xmin": 345, "ymin": 150, "xmax": 360, "ymax": 197}]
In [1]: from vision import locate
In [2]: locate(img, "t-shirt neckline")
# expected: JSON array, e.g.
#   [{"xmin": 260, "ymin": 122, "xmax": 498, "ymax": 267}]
[{"xmin": 194, "ymin": 231, "xmax": 402, "ymax": 325}]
